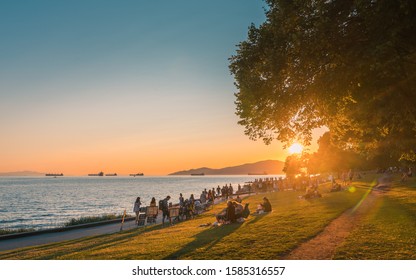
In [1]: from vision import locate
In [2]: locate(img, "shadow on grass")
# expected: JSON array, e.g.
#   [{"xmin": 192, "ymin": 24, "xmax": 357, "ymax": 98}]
[
  {"xmin": 163, "ymin": 222, "xmax": 243, "ymax": 260},
  {"xmin": 163, "ymin": 212, "xmax": 271, "ymax": 260},
  {"xmin": 245, "ymin": 212, "xmax": 270, "ymax": 226}
]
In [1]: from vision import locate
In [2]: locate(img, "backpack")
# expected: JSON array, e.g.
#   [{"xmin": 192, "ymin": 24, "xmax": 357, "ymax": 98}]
[
  {"xmin": 159, "ymin": 200, "xmax": 165, "ymax": 210},
  {"xmin": 159, "ymin": 199, "xmax": 168, "ymax": 211}
]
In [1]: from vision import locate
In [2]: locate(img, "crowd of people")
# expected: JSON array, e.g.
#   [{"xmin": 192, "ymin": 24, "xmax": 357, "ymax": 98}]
[
  {"xmin": 132, "ymin": 181, "xmax": 277, "ymax": 226},
  {"xmin": 132, "ymin": 167, "xmax": 414, "ymax": 226},
  {"xmin": 245, "ymin": 176, "xmax": 323, "ymax": 193},
  {"xmin": 215, "ymin": 200, "xmax": 250, "ymax": 223},
  {"xmin": 132, "ymin": 175, "xmax": 339, "ymax": 226},
  {"xmin": 134, "ymin": 170, "xmax": 382, "ymax": 226}
]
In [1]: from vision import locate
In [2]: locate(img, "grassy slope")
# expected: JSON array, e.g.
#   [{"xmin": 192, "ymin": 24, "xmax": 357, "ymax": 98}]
[
  {"xmin": 0, "ymin": 179, "xmax": 368, "ymax": 260},
  {"xmin": 334, "ymin": 176, "xmax": 416, "ymax": 259}
]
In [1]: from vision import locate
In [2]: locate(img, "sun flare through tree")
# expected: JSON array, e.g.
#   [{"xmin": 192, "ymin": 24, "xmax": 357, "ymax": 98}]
[{"xmin": 288, "ymin": 143, "xmax": 303, "ymax": 155}]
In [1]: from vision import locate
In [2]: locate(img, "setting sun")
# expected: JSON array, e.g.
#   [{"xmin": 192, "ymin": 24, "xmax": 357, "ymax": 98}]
[{"xmin": 288, "ymin": 143, "xmax": 304, "ymax": 154}]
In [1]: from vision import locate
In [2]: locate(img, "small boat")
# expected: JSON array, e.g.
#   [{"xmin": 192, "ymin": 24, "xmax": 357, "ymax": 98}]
[
  {"xmin": 129, "ymin": 173, "xmax": 144, "ymax": 177},
  {"xmin": 191, "ymin": 173, "xmax": 205, "ymax": 176},
  {"xmin": 88, "ymin": 172, "xmax": 104, "ymax": 176}
]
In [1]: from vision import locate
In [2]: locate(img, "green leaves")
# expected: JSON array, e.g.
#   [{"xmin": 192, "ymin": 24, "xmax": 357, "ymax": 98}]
[{"xmin": 230, "ymin": 0, "xmax": 416, "ymax": 162}]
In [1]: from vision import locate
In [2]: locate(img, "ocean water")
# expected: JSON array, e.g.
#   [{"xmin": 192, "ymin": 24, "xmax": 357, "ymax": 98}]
[{"xmin": 0, "ymin": 175, "xmax": 280, "ymax": 230}]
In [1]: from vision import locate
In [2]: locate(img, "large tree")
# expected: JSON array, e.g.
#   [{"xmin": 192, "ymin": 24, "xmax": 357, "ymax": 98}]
[
  {"xmin": 230, "ymin": 0, "xmax": 416, "ymax": 161},
  {"xmin": 307, "ymin": 132, "xmax": 369, "ymax": 173}
]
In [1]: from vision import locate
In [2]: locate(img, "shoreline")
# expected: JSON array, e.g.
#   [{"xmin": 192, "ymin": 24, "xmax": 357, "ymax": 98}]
[
  {"xmin": 0, "ymin": 192, "xmax": 254, "ymax": 244},
  {"xmin": 0, "ymin": 175, "xmax": 263, "ymax": 231}
]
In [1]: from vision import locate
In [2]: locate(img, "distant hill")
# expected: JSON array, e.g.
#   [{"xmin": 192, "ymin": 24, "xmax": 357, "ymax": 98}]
[
  {"xmin": 169, "ymin": 160, "xmax": 285, "ymax": 175},
  {"xmin": 0, "ymin": 171, "xmax": 44, "ymax": 176}
]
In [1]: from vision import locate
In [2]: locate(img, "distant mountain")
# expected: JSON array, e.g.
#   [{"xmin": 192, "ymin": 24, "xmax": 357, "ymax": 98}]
[
  {"xmin": 169, "ymin": 160, "xmax": 285, "ymax": 175},
  {"xmin": 0, "ymin": 171, "xmax": 44, "ymax": 176}
]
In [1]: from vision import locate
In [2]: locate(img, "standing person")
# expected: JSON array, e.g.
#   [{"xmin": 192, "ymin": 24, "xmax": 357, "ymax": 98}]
[
  {"xmin": 200, "ymin": 191, "xmax": 206, "ymax": 204},
  {"xmin": 208, "ymin": 189, "xmax": 213, "ymax": 202},
  {"xmin": 178, "ymin": 193, "xmax": 185, "ymax": 220},
  {"xmin": 348, "ymin": 169, "xmax": 354, "ymax": 182},
  {"xmin": 161, "ymin": 195, "xmax": 171, "ymax": 225},
  {"xmin": 179, "ymin": 193, "xmax": 184, "ymax": 207},
  {"xmin": 150, "ymin": 197, "xmax": 156, "ymax": 207},
  {"xmin": 133, "ymin": 197, "xmax": 141, "ymax": 225},
  {"xmin": 342, "ymin": 171, "xmax": 347, "ymax": 186}
]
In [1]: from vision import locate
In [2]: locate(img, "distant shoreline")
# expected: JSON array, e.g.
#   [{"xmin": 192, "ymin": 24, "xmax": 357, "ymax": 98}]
[{"xmin": 0, "ymin": 174, "xmax": 285, "ymax": 178}]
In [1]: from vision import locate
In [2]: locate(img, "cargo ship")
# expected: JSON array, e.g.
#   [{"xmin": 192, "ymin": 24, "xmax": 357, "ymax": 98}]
[
  {"xmin": 129, "ymin": 173, "xmax": 144, "ymax": 177},
  {"xmin": 88, "ymin": 172, "xmax": 104, "ymax": 176},
  {"xmin": 45, "ymin": 173, "xmax": 64, "ymax": 176},
  {"xmin": 105, "ymin": 173, "xmax": 117, "ymax": 176}
]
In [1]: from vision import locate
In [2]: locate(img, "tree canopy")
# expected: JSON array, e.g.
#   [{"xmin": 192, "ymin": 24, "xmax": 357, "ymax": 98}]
[
  {"xmin": 230, "ymin": 0, "xmax": 416, "ymax": 162},
  {"xmin": 307, "ymin": 132, "xmax": 370, "ymax": 173}
]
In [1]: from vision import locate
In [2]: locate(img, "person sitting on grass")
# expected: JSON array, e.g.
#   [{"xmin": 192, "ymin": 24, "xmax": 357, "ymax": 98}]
[
  {"xmin": 235, "ymin": 195, "xmax": 242, "ymax": 203},
  {"xmin": 225, "ymin": 201, "xmax": 236, "ymax": 223},
  {"xmin": 240, "ymin": 203, "xmax": 250, "ymax": 218},
  {"xmin": 330, "ymin": 182, "xmax": 342, "ymax": 192},
  {"xmin": 232, "ymin": 201, "xmax": 244, "ymax": 217},
  {"xmin": 234, "ymin": 202, "xmax": 250, "ymax": 220},
  {"xmin": 304, "ymin": 185, "xmax": 322, "ymax": 199},
  {"xmin": 216, "ymin": 201, "xmax": 236, "ymax": 224},
  {"xmin": 257, "ymin": 197, "xmax": 272, "ymax": 213},
  {"xmin": 182, "ymin": 199, "xmax": 194, "ymax": 220}
]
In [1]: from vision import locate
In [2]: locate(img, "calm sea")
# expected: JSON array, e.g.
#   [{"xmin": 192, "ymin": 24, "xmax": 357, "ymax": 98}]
[{"xmin": 0, "ymin": 175, "xmax": 280, "ymax": 230}]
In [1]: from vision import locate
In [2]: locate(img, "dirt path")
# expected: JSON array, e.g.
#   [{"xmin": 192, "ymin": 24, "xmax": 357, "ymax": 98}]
[{"xmin": 284, "ymin": 190, "xmax": 381, "ymax": 260}]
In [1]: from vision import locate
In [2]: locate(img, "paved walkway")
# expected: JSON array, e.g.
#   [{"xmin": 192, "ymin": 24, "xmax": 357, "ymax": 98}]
[
  {"xmin": 0, "ymin": 195, "xmax": 240, "ymax": 252},
  {"xmin": 0, "ymin": 218, "xmax": 146, "ymax": 252}
]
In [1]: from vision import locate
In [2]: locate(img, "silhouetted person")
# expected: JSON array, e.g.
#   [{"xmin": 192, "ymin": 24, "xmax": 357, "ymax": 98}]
[
  {"xmin": 161, "ymin": 195, "xmax": 171, "ymax": 225},
  {"xmin": 226, "ymin": 201, "xmax": 236, "ymax": 223},
  {"xmin": 179, "ymin": 193, "xmax": 184, "ymax": 207},
  {"xmin": 133, "ymin": 197, "xmax": 141, "ymax": 225},
  {"xmin": 260, "ymin": 197, "xmax": 272, "ymax": 212}
]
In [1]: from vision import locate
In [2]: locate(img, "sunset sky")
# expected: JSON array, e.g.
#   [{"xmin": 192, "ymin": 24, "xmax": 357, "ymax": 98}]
[{"xmin": 0, "ymin": 1, "xmax": 325, "ymax": 175}]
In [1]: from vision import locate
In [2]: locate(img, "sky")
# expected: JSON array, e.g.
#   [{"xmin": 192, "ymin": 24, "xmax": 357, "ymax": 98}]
[{"xmin": 0, "ymin": 0, "xmax": 325, "ymax": 175}]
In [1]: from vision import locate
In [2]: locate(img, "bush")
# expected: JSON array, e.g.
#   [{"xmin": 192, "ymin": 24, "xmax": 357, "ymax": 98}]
[{"xmin": 64, "ymin": 214, "xmax": 130, "ymax": 227}]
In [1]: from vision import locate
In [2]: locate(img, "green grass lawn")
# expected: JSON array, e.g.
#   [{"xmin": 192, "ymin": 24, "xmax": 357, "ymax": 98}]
[
  {"xmin": 334, "ymin": 176, "xmax": 416, "ymax": 259},
  {"xmin": 1, "ymin": 173, "xmax": 414, "ymax": 260}
]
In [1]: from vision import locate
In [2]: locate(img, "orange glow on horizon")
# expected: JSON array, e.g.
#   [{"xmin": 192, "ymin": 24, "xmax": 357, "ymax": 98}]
[{"xmin": 0, "ymin": 127, "xmax": 326, "ymax": 175}]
